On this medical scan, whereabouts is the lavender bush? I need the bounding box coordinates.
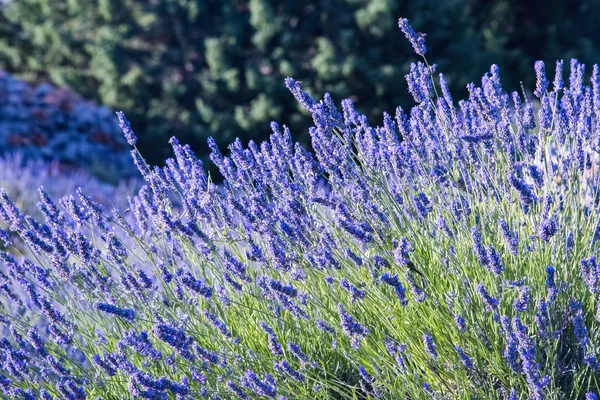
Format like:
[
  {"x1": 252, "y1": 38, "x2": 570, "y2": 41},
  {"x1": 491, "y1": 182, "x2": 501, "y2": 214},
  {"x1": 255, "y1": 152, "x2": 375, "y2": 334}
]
[{"x1": 1, "y1": 18, "x2": 600, "y2": 399}]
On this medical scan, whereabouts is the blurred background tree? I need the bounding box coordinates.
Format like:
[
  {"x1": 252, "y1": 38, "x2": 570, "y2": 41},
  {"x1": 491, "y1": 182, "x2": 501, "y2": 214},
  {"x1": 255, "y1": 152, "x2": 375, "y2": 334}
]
[{"x1": 0, "y1": 0, "x2": 598, "y2": 166}]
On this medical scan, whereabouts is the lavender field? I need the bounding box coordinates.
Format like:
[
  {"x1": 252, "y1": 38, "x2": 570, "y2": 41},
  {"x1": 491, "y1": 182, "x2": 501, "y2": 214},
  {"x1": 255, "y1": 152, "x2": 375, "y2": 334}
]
[{"x1": 1, "y1": 17, "x2": 600, "y2": 400}]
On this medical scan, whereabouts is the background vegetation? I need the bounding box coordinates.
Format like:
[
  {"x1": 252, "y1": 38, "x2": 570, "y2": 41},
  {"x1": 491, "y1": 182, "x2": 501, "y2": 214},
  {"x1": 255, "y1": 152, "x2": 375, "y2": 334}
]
[{"x1": 1, "y1": 0, "x2": 599, "y2": 164}]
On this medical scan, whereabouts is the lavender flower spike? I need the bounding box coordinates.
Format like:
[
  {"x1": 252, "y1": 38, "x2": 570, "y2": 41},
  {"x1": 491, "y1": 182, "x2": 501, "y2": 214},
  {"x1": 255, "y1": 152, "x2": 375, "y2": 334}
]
[
  {"x1": 116, "y1": 111, "x2": 137, "y2": 146},
  {"x1": 422, "y1": 334, "x2": 438, "y2": 359},
  {"x1": 398, "y1": 18, "x2": 427, "y2": 56},
  {"x1": 534, "y1": 61, "x2": 549, "y2": 98},
  {"x1": 476, "y1": 283, "x2": 499, "y2": 311},
  {"x1": 96, "y1": 302, "x2": 135, "y2": 321}
]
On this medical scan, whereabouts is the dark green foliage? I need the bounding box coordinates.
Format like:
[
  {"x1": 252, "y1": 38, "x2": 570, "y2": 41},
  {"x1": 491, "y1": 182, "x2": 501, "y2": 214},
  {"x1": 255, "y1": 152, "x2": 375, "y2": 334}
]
[{"x1": 1, "y1": 0, "x2": 599, "y2": 165}]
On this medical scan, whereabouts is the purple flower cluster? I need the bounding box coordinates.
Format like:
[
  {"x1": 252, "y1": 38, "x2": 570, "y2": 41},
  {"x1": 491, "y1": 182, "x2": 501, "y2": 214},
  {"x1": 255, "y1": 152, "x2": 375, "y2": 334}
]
[
  {"x1": 96, "y1": 302, "x2": 136, "y2": 321},
  {"x1": 398, "y1": 18, "x2": 427, "y2": 56},
  {"x1": 380, "y1": 273, "x2": 408, "y2": 306}
]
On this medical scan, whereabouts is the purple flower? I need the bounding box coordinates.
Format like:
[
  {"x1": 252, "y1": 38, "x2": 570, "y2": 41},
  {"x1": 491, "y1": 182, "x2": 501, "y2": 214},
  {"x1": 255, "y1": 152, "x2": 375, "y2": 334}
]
[
  {"x1": 406, "y1": 62, "x2": 435, "y2": 103},
  {"x1": 422, "y1": 334, "x2": 438, "y2": 359},
  {"x1": 485, "y1": 245, "x2": 504, "y2": 275},
  {"x1": 224, "y1": 272, "x2": 243, "y2": 291},
  {"x1": 507, "y1": 168, "x2": 536, "y2": 214},
  {"x1": 92, "y1": 354, "x2": 117, "y2": 376},
  {"x1": 48, "y1": 324, "x2": 73, "y2": 345},
  {"x1": 340, "y1": 278, "x2": 366, "y2": 303},
  {"x1": 27, "y1": 327, "x2": 47, "y2": 356},
  {"x1": 571, "y1": 301, "x2": 588, "y2": 348},
  {"x1": 226, "y1": 380, "x2": 249, "y2": 399},
  {"x1": 240, "y1": 370, "x2": 277, "y2": 398},
  {"x1": 537, "y1": 217, "x2": 557, "y2": 242},
  {"x1": 337, "y1": 304, "x2": 369, "y2": 349},
  {"x1": 116, "y1": 111, "x2": 137, "y2": 146},
  {"x1": 498, "y1": 219, "x2": 518, "y2": 256},
  {"x1": 538, "y1": 95, "x2": 553, "y2": 131},
  {"x1": 545, "y1": 266, "x2": 558, "y2": 301},
  {"x1": 380, "y1": 273, "x2": 408, "y2": 306},
  {"x1": 193, "y1": 343, "x2": 219, "y2": 364},
  {"x1": 181, "y1": 271, "x2": 214, "y2": 299},
  {"x1": 580, "y1": 257, "x2": 600, "y2": 293},
  {"x1": 471, "y1": 227, "x2": 488, "y2": 266},
  {"x1": 274, "y1": 360, "x2": 305, "y2": 382},
  {"x1": 57, "y1": 380, "x2": 86, "y2": 400},
  {"x1": 315, "y1": 319, "x2": 335, "y2": 334},
  {"x1": 287, "y1": 342, "x2": 311, "y2": 364},
  {"x1": 120, "y1": 330, "x2": 163, "y2": 361},
  {"x1": 553, "y1": 60, "x2": 564, "y2": 92},
  {"x1": 154, "y1": 322, "x2": 193, "y2": 358},
  {"x1": 106, "y1": 230, "x2": 128, "y2": 265},
  {"x1": 513, "y1": 285, "x2": 530, "y2": 312},
  {"x1": 359, "y1": 366, "x2": 372, "y2": 383},
  {"x1": 96, "y1": 302, "x2": 135, "y2": 321},
  {"x1": 476, "y1": 283, "x2": 498, "y2": 311},
  {"x1": 40, "y1": 391, "x2": 53, "y2": 400},
  {"x1": 284, "y1": 78, "x2": 317, "y2": 111},
  {"x1": 223, "y1": 250, "x2": 252, "y2": 283},
  {"x1": 345, "y1": 248, "x2": 363, "y2": 266},
  {"x1": 454, "y1": 345, "x2": 473, "y2": 368},
  {"x1": 534, "y1": 61, "x2": 549, "y2": 98},
  {"x1": 398, "y1": 18, "x2": 427, "y2": 56},
  {"x1": 203, "y1": 309, "x2": 233, "y2": 339},
  {"x1": 393, "y1": 237, "x2": 413, "y2": 266},
  {"x1": 454, "y1": 314, "x2": 467, "y2": 332},
  {"x1": 512, "y1": 316, "x2": 547, "y2": 399},
  {"x1": 534, "y1": 301, "x2": 550, "y2": 338},
  {"x1": 259, "y1": 321, "x2": 283, "y2": 356},
  {"x1": 501, "y1": 316, "x2": 522, "y2": 373}
]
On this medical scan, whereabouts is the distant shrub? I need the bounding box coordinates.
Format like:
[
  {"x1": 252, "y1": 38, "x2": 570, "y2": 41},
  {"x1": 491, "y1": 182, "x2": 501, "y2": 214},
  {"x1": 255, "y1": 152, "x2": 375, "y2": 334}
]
[{"x1": 0, "y1": 71, "x2": 136, "y2": 179}]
